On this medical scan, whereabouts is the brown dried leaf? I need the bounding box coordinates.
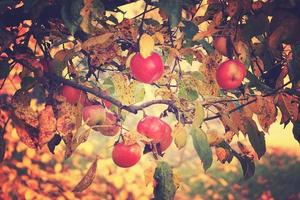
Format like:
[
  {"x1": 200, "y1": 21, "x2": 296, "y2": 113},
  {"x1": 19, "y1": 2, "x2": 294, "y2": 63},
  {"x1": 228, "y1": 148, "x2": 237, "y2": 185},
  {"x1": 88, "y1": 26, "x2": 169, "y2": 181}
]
[
  {"x1": 38, "y1": 105, "x2": 56, "y2": 145},
  {"x1": 275, "y1": 66, "x2": 288, "y2": 89},
  {"x1": 215, "y1": 147, "x2": 230, "y2": 164},
  {"x1": 56, "y1": 99, "x2": 80, "y2": 136},
  {"x1": 13, "y1": 118, "x2": 39, "y2": 149},
  {"x1": 276, "y1": 93, "x2": 299, "y2": 124},
  {"x1": 11, "y1": 91, "x2": 39, "y2": 128},
  {"x1": 226, "y1": 0, "x2": 239, "y2": 17},
  {"x1": 256, "y1": 96, "x2": 277, "y2": 132},
  {"x1": 73, "y1": 158, "x2": 98, "y2": 192},
  {"x1": 81, "y1": 33, "x2": 114, "y2": 51}
]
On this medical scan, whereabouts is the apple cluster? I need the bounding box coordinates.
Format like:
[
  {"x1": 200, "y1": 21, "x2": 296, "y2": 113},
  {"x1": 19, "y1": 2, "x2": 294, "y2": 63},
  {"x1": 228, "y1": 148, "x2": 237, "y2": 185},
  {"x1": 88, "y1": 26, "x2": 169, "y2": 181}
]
[{"x1": 62, "y1": 85, "x2": 173, "y2": 168}]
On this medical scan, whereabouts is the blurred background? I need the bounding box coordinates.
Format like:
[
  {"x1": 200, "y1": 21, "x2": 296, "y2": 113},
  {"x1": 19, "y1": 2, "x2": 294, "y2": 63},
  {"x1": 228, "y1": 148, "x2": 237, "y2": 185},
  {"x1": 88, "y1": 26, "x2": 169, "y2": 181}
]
[{"x1": 1, "y1": 1, "x2": 300, "y2": 200}]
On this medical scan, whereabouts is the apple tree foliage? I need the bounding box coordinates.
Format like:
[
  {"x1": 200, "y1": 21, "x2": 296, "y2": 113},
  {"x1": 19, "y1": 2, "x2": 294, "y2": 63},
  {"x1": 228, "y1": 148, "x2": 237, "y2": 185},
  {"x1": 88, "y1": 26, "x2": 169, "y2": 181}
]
[{"x1": 0, "y1": 0, "x2": 300, "y2": 198}]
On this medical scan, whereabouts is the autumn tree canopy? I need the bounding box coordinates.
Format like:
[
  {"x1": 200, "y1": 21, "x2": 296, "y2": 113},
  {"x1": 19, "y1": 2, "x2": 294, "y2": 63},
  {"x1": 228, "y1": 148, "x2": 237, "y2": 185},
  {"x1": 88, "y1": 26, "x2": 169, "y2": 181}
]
[{"x1": 1, "y1": 0, "x2": 300, "y2": 199}]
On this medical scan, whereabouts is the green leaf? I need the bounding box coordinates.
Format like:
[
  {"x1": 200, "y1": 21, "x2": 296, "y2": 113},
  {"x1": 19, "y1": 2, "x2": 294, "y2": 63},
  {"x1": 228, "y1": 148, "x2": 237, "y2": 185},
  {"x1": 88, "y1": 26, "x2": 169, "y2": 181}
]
[
  {"x1": 244, "y1": 118, "x2": 266, "y2": 159},
  {"x1": 61, "y1": 0, "x2": 83, "y2": 34},
  {"x1": 178, "y1": 81, "x2": 198, "y2": 102},
  {"x1": 289, "y1": 45, "x2": 300, "y2": 85},
  {"x1": 157, "y1": 0, "x2": 182, "y2": 27},
  {"x1": 21, "y1": 76, "x2": 36, "y2": 91},
  {"x1": 133, "y1": 83, "x2": 145, "y2": 103},
  {"x1": 153, "y1": 161, "x2": 176, "y2": 200},
  {"x1": 0, "y1": 59, "x2": 10, "y2": 79},
  {"x1": 144, "y1": 18, "x2": 160, "y2": 27},
  {"x1": 184, "y1": 54, "x2": 194, "y2": 65},
  {"x1": 102, "y1": 78, "x2": 115, "y2": 94},
  {"x1": 192, "y1": 101, "x2": 205, "y2": 128},
  {"x1": 191, "y1": 71, "x2": 204, "y2": 80},
  {"x1": 190, "y1": 127, "x2": 213, "y2": 171},
  {"x1": 182, "y1": 20, "x2": 199, "y2": 40}
]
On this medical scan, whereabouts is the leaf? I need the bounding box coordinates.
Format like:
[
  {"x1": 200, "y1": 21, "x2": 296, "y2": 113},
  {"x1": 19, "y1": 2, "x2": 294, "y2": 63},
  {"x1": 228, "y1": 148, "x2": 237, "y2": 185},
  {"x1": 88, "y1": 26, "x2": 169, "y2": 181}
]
[
  {"x1": 242, "y1": 13, "x2": 269, "y2": 40},
  {"x1": 70, "y1": 125, "x2": 92, "y2": 154},
  {"x1": 0, "y1": 58, "x2": 10, "y2": 79},
  {"x1": 173, "y1": 123, "x2": 187, "y2": 149},
  {"x1": 289, "y1": 45, "x2": 300, "y2": 85},
  {"x1": 81, "y1": 32, "x2": 114, "y2": 50},
  {"x1": 243, "y1": 118, "x2": 266, "y2": 159},
  {"x1": 112, "y1": 74, "x2": 134, "y2": 105},
  {"x1": 80, "y1": 0, "x2": 104, "y2": 33},
  {"x1": 157, "y1": 0, "x2": 182, "y2": 27},
  {"x1": 255, "y1": 96, "x2": 277, "y2": 132},
  {"x1": 21, "y1": 76, "x2": 36, "y2": 91},
  {"x1": 38, "y1": 105, "x2": 56, "y2": 145},
  {"x1": 192, "y1": 101, "x2": 205, "y2": 128},
  {"x1": 152, "y1": 32, "x2": 165, "y2": 45},
  {"x1": 133, "y1": 82, "x2": 145, "y2": 103},
  {"x1": 0, "y1": 132, "x2": 6, "y2": 162},
  {"x1": 153, "y1": 161, "x2": 176, "y2": 200},
  {"x1": 61, "y1": 0, "x2": 84, "y2": 34},
  {"x1": 190, "y1": 127, "x2": 213, "y2": 171},
  {"x1": 234, "y1": 153, "x2": 255, "y2": 180},
  {"x1": 184, "y1": 54, "x2": 194, "y2": 65},
  {"x1": 139, "y1": 33, "x2": 155, "y2": 58},
  {"x1": 182, "y1": 20, "x2": 199, "y2": 40},
  {"x1": 73, "y1": 157, "x2": 98, "y2": 192},
  {"x1": 178, "y1": 81, "x2": 198, "y2": 102},
  {"x1": 206, "y1": 129, "x2": 224, "y2": 146},
  {"x1": 276, "y1": 93, "x2": 298, "y2": 124},
  {"x1": 47, "y1": 134, "x2": 62, "y2": 154},
  {"x1": 292, "y1": 121, "x2": 300, "y2": 144}
]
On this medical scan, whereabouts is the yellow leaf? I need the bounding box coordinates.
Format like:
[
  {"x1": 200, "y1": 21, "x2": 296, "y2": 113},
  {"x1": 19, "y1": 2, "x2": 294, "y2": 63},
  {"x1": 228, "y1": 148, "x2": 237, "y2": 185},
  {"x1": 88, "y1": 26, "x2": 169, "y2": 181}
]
[
  {"x1": 81, "y1": 33, "x2": 114, "y2": 50},
  {"x1": 112, "y1": 74, "x2": 135, "y2": 105},
  {"x1": 152, "y1": 32, "x2": 164, "y2": 44},
  {"x1": 144, "y1": 166, "x2": 155, "y2": 186},
  {"x1": 206, "y1": 129, "x2": 224, "y2": 146},
  {"x1": 192, "y1": 101, "x2": 205, "y2": 128},
  {"x1": 173, "y1": 123, "x2": 187, "y2": 149},
  {"x1": 80, "y1": 0, "x2": 93, "y2": 33},
  {"x1": 139, "y1": 33, "x2": 155, "y2": 58},
  {"x1": 126, "y1": 53, "x2": 135, "y2": 68}
]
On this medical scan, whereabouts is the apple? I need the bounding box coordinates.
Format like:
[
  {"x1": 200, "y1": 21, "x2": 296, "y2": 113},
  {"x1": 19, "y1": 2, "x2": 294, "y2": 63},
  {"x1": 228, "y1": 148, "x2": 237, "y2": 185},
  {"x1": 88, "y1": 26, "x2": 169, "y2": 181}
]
[
  {"x1": 96, "y1": 112, "x2": 120, "y2": 136},
  {"x1": 112, "y1": 142, "x2": 141, "y2": 168},
  {"x1": 213, "y1": 36, "x2": 228, "y2": 56},
  {"x1": 216, "y1": 59, "x2": 246, "y2": 90},
  {"x1": 130, "y1": 52, "x2": 164, "y2": 84},
  {"x1": 137, "y1": 116, "x2": 172, "y2": 145},
  {"x1": 62, "y1": 85, "x2": 90, "y2": 105},
  {"x1": 158, "y1": 130, "x2": 173, "y2": 152},
  {"x1": 82, "y1": 105, "x2": 106, "y2": 127}
]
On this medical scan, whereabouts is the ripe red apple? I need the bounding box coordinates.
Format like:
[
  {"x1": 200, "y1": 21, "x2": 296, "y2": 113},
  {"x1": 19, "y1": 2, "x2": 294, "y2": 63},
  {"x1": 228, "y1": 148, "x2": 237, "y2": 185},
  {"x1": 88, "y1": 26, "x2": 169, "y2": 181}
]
[
  {"x1": 130, "y1": 52, "x2": 164, "y2": 84},
  {"x1": 137, "y1": 116, "x2": 172, "y2": 144},
  {"x1": 159, "y1": 130, "x2": 173, "y2": 152},
  {"x1": 213, "y1": 36, "x2": 228, "y2": 56},
  {"x1": 96, "y1": 112, "x2": 120, "y2": 136},
  {"x1": 216, "y1": 59, "x2": 246, "y2": 90},
  {"x1": 82, "y1": 105, "x2": 106, "y2": 127},
  {"x1": 62, "y1": 85, "x2": 89, "y2": 105},
  {"x1": 112, "y1": 142, "x2": 141, "y2": 168}
]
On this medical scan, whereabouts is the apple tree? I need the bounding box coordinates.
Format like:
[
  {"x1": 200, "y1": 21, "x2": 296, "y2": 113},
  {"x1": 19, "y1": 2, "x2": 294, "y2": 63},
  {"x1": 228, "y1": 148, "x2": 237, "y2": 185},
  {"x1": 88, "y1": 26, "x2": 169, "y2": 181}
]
[{"x1": 0, "y1": 0, "x2": 300, "y2": 199}]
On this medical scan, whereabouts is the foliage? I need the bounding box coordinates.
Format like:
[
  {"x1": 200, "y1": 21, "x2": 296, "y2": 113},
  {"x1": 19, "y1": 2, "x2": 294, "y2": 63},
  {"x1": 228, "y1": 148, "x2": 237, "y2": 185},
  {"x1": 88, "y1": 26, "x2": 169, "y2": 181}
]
[{"x1": 0, "y1": 0, "x2": 300, "y2": 199}]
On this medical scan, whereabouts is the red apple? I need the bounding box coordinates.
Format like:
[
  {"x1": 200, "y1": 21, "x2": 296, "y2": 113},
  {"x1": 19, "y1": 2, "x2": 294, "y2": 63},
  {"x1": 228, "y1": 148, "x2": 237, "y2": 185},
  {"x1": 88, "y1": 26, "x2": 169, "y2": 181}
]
[
  {"x1": 159, "y1": 129, "x2": 173, "y2": 152},
  {"x1": 82, "y1": 105, "x2": 106, "y2": 127},
  {"x1": 96, "y1": 112, "x2": 120, "y2": 136},
  {"x1": 137, "y1": 116, "x2": 172, "y2": 144},
  {"x1": 62, "y1": 85, "x2": 89, "y2": 105},
  {"x1": 130, "y1": 52, "x2": 164, "y2": 84},
  {"x1": 112, "y1": 142, "x2": 141, "y2": 168},
  {"x1": 216, "y1": 59, "x2": 246, "y2": 90}
]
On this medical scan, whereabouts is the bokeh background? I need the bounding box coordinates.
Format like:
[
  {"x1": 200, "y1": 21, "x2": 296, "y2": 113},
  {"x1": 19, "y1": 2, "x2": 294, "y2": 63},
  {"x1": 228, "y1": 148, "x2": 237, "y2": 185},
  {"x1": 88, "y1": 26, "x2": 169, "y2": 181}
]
[{"x1": 1, "y1": 1, "x2": 300, "y2": 200}]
